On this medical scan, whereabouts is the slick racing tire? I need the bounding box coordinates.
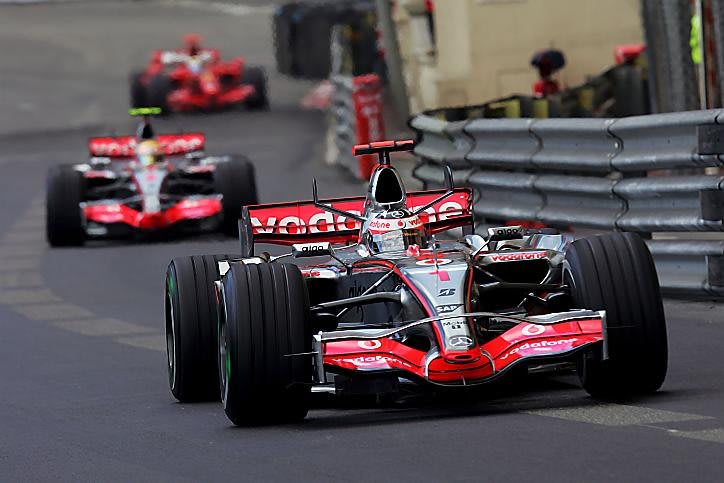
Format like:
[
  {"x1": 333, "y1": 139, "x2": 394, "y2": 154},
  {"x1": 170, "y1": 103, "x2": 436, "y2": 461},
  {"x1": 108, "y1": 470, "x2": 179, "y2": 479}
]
[
  {"x1": 565, "y1": 233, "x2": 668, "y2": 400},
  {"x1": 46, "y1": 165, "x2": 85, "y2": 247},
  {"x1": 214, "y1": 156, "x2": 258, "y2": 236},
  {"x1": 219, "y1": 263, "x2": 312, "y2": 425},
  {"x1": 242, "y1": 65, "x2": 269, "y2": 110},
  {"x1": 165, "y1": 254, "x2": 230, "y2": 402},
  {"x1": 129, "y1": 71, "x2": 147, "y2": 108},
  {"x1": 147, "y1": 74, "x2": 173, "y2": 112}
]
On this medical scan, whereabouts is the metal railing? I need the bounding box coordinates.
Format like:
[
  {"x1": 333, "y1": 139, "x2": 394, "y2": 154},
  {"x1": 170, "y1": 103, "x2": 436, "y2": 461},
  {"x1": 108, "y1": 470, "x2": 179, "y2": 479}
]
[{"x1": 411, "y1": 109, "x2": 724, "y2": 297}]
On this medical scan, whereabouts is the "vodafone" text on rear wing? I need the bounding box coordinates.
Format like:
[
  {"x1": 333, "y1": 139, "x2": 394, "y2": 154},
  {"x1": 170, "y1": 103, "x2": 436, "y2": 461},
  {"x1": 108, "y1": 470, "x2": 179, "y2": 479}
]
[
  {"x1": 239, "y1": 188, "x2": 473, "y2": 256},
  {"x1": 88, "y1": 133, "x2": 205, "y2": 158}
]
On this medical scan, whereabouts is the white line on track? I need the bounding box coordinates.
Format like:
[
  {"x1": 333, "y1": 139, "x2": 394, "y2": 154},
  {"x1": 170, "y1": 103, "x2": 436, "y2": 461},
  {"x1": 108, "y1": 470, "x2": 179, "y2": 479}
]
[
  {"x1": 116, "y1": 334, "x2": 166, "y2": 352},
  {"x1": 161, "y1": 0, "x2": 275, "y2": 16},
  {"x1": 0, "y1": 272, "x2": 43, "y2": 288},
  {"x1": 669, "y1": 428, "x2": 724, "y2": 444},
  {"x1": 54, "y1": 318, "x2": 154, "y2": 337},
  {"x1": 13, "y1": 302, "x2": 94, "y2": 321},
  {"x1": 525, "y1": 403, "x2": 710, "y2": 427}
]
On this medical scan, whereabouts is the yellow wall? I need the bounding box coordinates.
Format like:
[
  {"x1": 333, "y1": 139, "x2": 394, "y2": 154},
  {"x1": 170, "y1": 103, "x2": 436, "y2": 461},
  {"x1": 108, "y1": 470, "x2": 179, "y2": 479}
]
[{"x1": 395, "y1": 0, "x2": 643, "y2": 111}]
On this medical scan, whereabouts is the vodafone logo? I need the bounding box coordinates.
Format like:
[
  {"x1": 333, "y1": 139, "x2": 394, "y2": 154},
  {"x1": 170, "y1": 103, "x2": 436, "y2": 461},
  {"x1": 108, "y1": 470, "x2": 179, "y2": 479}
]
[
  {"x1": 368, "y1": 216, "x2": 423, "y2": 233},
  {"x1": 251, "y1": 211, "x2": 362, "y2": 235},
  {"x1": 415, "y1": 258, "x2": 452, "y2": 266},
  {"x1": 332, "y1": 355, "x2": 413, "y2": 369},
  {"x1": 489, "y1": 252, "x2": 547, "y2": 262},
  {"x1": 500, "y1": 338, "x2": 578, "y2": 360},
  {"x1": 521, "y1": 324, "x2": 546, "y2": 336},
  {"x1": 357, "y1": 340, "x2": 382, "y2": 350}
]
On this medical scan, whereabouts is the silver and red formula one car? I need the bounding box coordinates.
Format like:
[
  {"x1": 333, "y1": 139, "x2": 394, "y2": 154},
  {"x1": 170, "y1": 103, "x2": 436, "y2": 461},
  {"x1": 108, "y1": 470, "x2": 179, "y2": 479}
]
[
  {"x1": 46, "y1": 108, "x2": 257, "y2": 246},
  {"x1": 164, "y1": 140, "x2": 668, "y2": 425}
]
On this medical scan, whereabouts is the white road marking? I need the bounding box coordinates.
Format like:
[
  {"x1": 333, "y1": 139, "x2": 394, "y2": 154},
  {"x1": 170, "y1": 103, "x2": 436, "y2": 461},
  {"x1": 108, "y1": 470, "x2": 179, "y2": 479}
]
[
  {"x1": 116, "y1": 334, "x2": 166, "y2": 352},
  {"x1": 54, "y1": 318, "x2": 154, "y2": 337},
  {"x1": 10, "y1": 216, "x2": 45, "y2": 230},
  {"x1": 669, "y1": 428, "x2": 724, "y2": 444},
  {"x1": 525, "y1": 403, "x2": 710, "y2": 426},
  {"x1": 2, "y1": 230, "x2": 44, "y2": 243},
  {"x1": 0, "y1": 244, "x2": 44, "y2": 257},
  {"x1": 162, "y1": 0, "x2": 275, "y2": 16},
  {"x1": 0, "y1": 288, "x2": 60, "y2": 305},
  {"x1": 0, "y1": 272, "x2": 43, "y2": 288},
  {"x1": 14, "y1": 303, "x2": 93, "y2": 321},
  {"x1": 0, "y1": 258, "x2": 41, "y2": 271}
]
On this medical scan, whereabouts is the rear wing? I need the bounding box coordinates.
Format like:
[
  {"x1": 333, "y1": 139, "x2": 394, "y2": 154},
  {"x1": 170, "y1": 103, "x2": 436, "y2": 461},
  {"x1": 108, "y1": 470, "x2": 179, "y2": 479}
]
[
  {"x1": 88, "y1": 133, "x2": 205, "y2": 158},
  {"x1": 239, "y1": 188, "x2": 473, "y2": 256}
]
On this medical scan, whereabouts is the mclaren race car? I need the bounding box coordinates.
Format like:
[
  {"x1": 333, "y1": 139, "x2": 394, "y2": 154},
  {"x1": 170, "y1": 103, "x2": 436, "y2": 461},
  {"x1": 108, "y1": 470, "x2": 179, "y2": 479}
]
[
  {"x1": 46, "y1": 108, "x2": 257, "y2": 246},
  {"x1": 164, "y1": 140, "x2": 668, "y2": 425},
  {"x1": 130, "y1": 34, "x2": 268, "y2": 112}
]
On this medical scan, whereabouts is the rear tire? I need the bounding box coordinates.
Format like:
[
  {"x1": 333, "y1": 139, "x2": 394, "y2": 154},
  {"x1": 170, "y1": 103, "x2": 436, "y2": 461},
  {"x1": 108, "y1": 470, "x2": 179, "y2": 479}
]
[
  {"x1": 147, "y1": 74, "x2": 173, "y2": 112},
  {"x1": 219, "y1": 263, "x2": 312, "y2": 425},
  {"x1": 242, "y1": 65, "x2": 269, "y2": 110},
  {"x1": 165, "y1": 254, "x2": 230, "y2": 402},
  {"x1": 565, "y1": 233, "x2": 668, "y2": 400},
  {"x1": 214, "y1": 156, "x2": 258, "y2": 236},
  {"x1": 46, "y1": 165, "x2": 84, "y2": 247},
  {"x1": 129, "y1": 71, "x2": 147, "y2": 108}
]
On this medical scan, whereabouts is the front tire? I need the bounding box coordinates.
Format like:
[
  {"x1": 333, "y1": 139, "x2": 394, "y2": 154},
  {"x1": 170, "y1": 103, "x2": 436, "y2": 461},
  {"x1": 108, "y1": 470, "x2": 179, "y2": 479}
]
[
  {"x1": 165, "y1": 254, "x2": 230, "y2": 402},
  {"x1": 565, "y1": 233, "x2": 668, "y2": 399},
  {"x1": 242, "y1": 65, "x2": 269, "y2": 110},
  {"x1": 219, "y1": 263, "x2": 312, "y2": 425},
  {"x1": 147, "y1": 74, "x2": 173, "y2": 112},
  {"x1": 46, "y1": 165, "x2": 84, "y2": 247},
  {"x1": 214, "y1": 156, "x2": 258, "y2": 236},
  {"x1": 129, "y1": 71, "x2": 147, "y2": 108}
]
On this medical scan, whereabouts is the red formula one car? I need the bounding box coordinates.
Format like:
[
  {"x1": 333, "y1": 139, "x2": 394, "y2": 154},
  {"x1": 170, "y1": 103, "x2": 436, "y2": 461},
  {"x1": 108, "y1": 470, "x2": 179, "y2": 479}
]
[
  {"x1": 46, "y1": 108, "x2": 257, "y2": 246},
  {"x1": 164, "y1": 140, "x2": 668, "y2": 426},
  {"x1": 130, "y1": 34, "x2": 268, "y2": 112}
]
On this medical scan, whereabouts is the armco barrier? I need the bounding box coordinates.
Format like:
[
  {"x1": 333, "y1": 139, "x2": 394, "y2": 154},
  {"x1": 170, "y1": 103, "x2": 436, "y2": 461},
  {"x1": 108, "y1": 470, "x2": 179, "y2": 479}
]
[{"x1": 410, "y1": 109, "x2": 724, "y2": 297}]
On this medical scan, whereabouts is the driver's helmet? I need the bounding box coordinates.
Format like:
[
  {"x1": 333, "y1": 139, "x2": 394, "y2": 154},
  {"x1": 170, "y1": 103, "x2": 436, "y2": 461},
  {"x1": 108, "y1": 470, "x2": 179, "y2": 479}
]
[
  {"x1": 364, "y1": 209, "x2": 429, "y2": 254},
  {"x1": 184, "y1": 34, "x2": 203, "y2": 57},
  {"x1": 136, "y1": 140, "x2": 162, "y2": 167}
]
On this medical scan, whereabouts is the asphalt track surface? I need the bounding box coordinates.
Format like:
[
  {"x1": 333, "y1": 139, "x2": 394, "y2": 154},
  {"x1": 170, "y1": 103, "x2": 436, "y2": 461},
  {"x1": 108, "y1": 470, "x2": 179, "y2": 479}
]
[{"x1": 1, "y1": 1, "x2": 724, "y2": 482}]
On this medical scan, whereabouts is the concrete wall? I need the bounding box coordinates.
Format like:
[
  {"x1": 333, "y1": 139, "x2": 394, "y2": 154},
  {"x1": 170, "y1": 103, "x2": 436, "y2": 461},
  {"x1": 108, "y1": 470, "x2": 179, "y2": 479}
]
[{"x1": 394, "y1": 0, "x2": 644, "y2": 111}]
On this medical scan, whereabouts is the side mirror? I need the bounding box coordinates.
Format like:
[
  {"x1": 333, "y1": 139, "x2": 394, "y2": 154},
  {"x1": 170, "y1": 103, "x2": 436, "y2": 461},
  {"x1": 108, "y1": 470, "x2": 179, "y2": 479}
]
[{"x1": 292, "y1": 242, "x2": 332, "y2": 258}]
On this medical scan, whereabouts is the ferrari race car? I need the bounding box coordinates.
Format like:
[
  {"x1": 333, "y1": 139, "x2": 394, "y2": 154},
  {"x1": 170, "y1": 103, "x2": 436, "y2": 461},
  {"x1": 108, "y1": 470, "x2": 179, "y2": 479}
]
[
  {"x1": 130, "y1": 34, "x2": 268, "y2": 112},
  {"x1": 46, "y1": 108, "x2": 258, "y2": 246},
  {"x1": 164, "y1": 140, "x2": 668, "y2": 426}
]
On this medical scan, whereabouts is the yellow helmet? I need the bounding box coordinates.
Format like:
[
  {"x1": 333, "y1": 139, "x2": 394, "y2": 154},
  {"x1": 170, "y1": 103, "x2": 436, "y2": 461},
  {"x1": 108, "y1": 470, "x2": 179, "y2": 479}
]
[{"x1": 137, "y1": 140, "x2": 161, "y2": 166}]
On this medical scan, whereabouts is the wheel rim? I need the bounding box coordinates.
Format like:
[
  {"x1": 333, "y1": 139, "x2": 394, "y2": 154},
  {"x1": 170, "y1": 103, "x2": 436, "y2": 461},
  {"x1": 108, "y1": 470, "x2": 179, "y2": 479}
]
[
  {"x1": 165, "y1": 290, "x2": 177, "y2": 390},
  {"x1": 218, "y1": 284, "x2": 230, "y2": 407}
]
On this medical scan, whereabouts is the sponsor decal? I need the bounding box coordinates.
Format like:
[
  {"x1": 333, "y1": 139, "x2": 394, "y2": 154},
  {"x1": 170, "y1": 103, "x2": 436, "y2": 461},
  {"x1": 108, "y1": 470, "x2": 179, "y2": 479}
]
[
  {"x1": 357, "y1": 340, "x2": 382, "y2": 350},
  {"x1": 521, "y1": 324, "x2": 546, "y2": 336},
  {"x1": 89, "y1": 134, "x2": 204, "y2": 157},
  {"x1": 368, "y1": 216, "x2": 423, "y2": 233},
  {"x1": 436, "y1": 304, "x2": 462, "y2": 314},
  {"x1": 416, "y1": 258, "x2": 452, "y2": 266},
  {"x1": 331, "y1": 355, "x2": 413, "y2": 369},
  {"x1": 292, "y1": 242, "x2": 331, "y2": 258},
  {"x1": 500, "y1": 338, "x2": 578, "y2": 360},
  {"x1": 247, "y1": 191, "x2": 471, "y2": 238},
  {"x1": 490, "y1": 226, "x2": 522, "y2": 238},
  {"x1": 437, "y1": 288, "x2": 456, "y2": 297},
  {"x1": 489, "y1": 251, "x2": 547, "y2": 262},
  {"x1": 447, "y1": 335, "x2": 474, "y2": 348}
]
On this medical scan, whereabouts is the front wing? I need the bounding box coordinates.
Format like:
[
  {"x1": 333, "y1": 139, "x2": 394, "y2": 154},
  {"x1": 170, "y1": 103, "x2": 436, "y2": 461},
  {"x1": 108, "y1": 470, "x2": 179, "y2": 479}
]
[
  {"x1": 317, "y1": 310, "x2": 605, "y2": 386},
  {"x1": 83, "y1": 197, "x2": 222, "y2": 231}
]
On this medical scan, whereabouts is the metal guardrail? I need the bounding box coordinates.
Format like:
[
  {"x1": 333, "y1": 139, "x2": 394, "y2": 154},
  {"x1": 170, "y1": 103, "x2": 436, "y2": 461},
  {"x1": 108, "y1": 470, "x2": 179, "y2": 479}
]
[{"x1": 411, "y1": 109, "x2": 724, "y2": 297}]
